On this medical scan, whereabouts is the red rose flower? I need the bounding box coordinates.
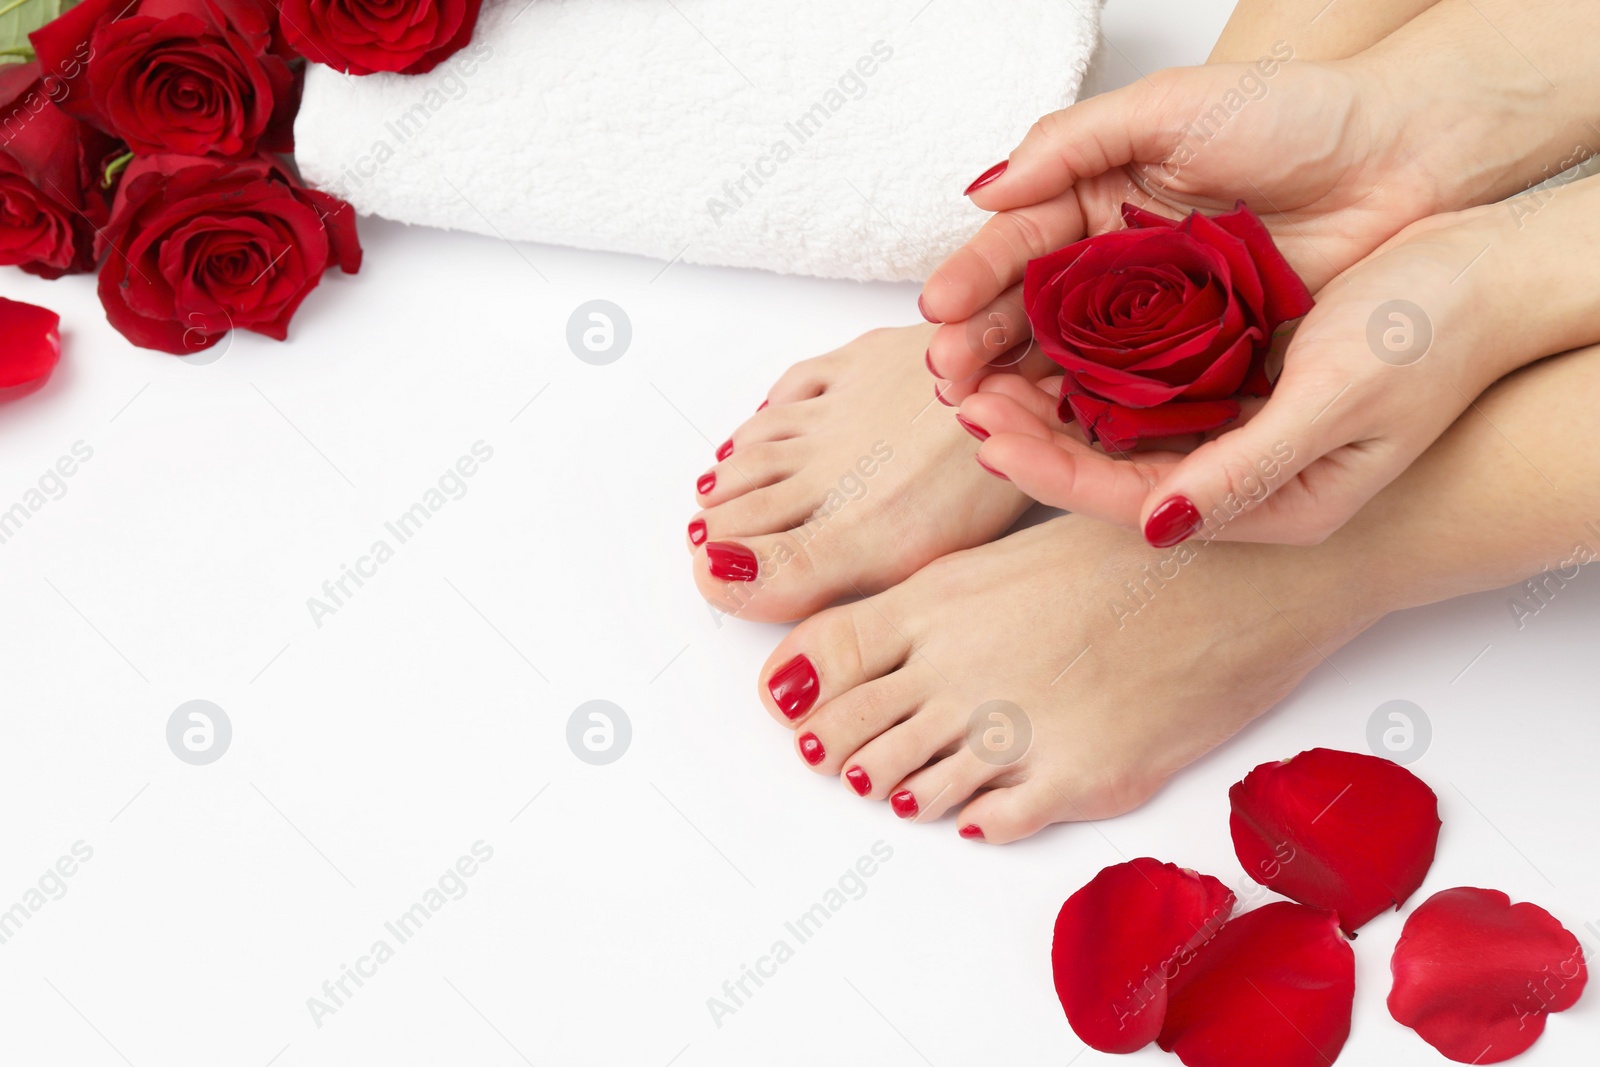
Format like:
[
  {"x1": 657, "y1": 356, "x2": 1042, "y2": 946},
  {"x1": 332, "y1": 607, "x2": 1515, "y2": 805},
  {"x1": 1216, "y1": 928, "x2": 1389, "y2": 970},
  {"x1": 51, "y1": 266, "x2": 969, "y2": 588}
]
[
  {"x1": 278, "y1": 0, "x2": 484, "y2": 76},
  {"x1": 0, "y1": 62, "x2": 116, "y2": 278},
  {"x1": 98, "y1": 154, "x2": 361, "y2": 353},
  {"x1": 1023, "y1": 202, "x2": 1313, "y2": 451},
  {"x1": 29, "y1": 0, "x2": 299, "y2": 159},
  {"x1": 0, "y1": 297, "x2": 62, "y2": 390}
]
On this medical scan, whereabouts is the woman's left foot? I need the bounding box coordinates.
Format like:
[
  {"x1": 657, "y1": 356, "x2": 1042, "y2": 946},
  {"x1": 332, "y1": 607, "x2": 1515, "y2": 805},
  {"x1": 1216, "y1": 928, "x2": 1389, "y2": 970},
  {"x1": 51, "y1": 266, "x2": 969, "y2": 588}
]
[{"x1": 757, "y1": 515, "x2": 1379, "y2": 843}]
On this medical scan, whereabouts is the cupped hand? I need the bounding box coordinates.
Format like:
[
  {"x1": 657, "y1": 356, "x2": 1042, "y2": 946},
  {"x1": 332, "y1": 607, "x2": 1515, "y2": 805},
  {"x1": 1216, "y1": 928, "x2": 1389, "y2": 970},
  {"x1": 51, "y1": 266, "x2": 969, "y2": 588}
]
[
  {"x1": 955, "y1": 207, "x2": 1518, "y2": 547},
  {"x1": 921, "y1": 58, "x2": 1436, "y2": 401}
]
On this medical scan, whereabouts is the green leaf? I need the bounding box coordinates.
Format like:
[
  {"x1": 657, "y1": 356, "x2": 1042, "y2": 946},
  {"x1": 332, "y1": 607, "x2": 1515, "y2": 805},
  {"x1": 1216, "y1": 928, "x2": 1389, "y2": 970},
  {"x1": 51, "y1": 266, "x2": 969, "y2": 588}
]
[{"x1": 0, "y1": 0, "x2": 69, "y2": 67}]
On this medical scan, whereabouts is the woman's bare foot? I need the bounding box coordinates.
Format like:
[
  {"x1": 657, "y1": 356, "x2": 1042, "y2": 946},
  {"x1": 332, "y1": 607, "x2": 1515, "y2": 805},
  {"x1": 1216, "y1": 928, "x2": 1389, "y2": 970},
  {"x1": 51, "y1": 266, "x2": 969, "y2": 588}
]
[
  {"x1": 756, "y1": 515, "x2": 1381, "y2": 843},
  {"x1": 689, "y1": 325, "x2": 1031, "y2": 622}
]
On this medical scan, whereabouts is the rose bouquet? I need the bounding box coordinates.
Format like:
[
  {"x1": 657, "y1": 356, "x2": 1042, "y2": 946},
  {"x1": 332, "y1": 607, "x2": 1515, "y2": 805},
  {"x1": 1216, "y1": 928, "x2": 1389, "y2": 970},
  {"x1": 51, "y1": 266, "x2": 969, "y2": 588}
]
[{"x1": 0, "y1": 0, "x2": 484, "y2": 380}]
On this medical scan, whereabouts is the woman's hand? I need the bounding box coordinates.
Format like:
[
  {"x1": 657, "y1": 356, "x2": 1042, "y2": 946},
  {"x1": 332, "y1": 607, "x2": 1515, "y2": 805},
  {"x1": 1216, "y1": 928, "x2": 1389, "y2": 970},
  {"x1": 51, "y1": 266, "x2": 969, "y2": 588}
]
[
  {"x1": 953, "y1": 197, "x2": 1576, "y2": 546},
  {"x1": 920, "y1": 58, "x2": 1436, "y2": 401}
]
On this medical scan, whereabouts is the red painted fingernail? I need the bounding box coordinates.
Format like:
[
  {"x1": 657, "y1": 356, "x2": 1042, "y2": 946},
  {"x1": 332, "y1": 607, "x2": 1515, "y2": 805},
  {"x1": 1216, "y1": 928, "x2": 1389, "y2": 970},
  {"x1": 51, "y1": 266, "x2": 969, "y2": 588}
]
[
  {"x1": 757, "y1": 400, "x2": 768, "y2": 411},
  {"x1": 964, "y1": 160, "x2": 1008, "y2": 196},
  {"x1": 1144, "y1": 495, "x2": 1203, "y2": 548},
  {"x1": 688, "y1": 519, "x2": 707, "y2": 546},
  {"x1": 956, "y1": 415, "x2": 989, "y2": 441},
  {"x1": 697, "y1": 471, "x2": 716, "y2": 495},
  {"x1": 890, "y1": 790, "x2": 919, "y2": 819},
  {"x1": 706, "y1": 541, "x2": 758, "y2": 581},
  {"x1": 768, "y1": 654, "x2": 819, "y2": 720},
  {"x1": 925, "y1": 348, "x2": 940, "y2": 377},
  {"x1": 934, "y1": 383, "x2": 954, "y2": 407},
  {"x1": 918, "y1": 294, "x2": 940, "y2": 324},
  {"x1": 716, "y1": 439, "x2": 734, "y2": 461},
  {"x1": 975, "y1": 455, "x2": 1009, "y2": 480},
  {"x1": 845, "y1": 766, "x2": 872, "y2": 796},
  {"x1": 959, "y1": 824, "x2": 985, "y2": 840}
]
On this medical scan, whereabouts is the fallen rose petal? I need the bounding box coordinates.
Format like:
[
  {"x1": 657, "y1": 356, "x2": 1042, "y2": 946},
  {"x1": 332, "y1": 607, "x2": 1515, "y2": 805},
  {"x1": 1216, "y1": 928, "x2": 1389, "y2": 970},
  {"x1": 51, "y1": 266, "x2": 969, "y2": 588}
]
[
  {"x1": 0, "y1": 297, "x2": 62, "y2": 389},
  {"x1": 1389, "y1": 887, "x2": 1587, "y2": 1063},
  {"x1": 1230, "y1": 748, "x2": 1441, "y2": 932},
  {"x1": 1159, "y1": 902, "x2": 1354, "y2": 1067},
  {"x1": 1052, "y1": 857, "x2": 1234, "y2": 1053}
]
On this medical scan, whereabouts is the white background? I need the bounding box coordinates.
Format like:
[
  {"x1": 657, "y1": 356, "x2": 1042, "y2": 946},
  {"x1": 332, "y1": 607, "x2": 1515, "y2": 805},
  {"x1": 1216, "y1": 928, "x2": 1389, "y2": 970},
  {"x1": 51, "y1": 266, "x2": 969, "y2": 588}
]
[{"x1": 2, "y1": 1, "x2": 1597, "y2": 1064}]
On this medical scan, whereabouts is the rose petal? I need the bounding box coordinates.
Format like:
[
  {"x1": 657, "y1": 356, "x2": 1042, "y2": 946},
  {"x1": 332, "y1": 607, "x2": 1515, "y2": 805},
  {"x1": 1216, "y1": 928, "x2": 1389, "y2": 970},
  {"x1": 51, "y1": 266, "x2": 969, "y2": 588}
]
[
  {"x1": 1212, "y1": 201, "x2": 1315, "y2": 324},
  {"x1": 1064, "y1": 393, "x2": 1241, "y2": 452},
  {"x1": 0, "y1": 297, "x2": 62, "y2": 388},
  {"x1": 1158, "y1": 902, "x2": 1354, "y2": 1067},
  {"x1": 1230, "y1": 748, "x2": 1441, "y2": 933},
  {"x1": 1052, "y1": 857, "x2": 1234, "y2": 1053},
  {"x1": 1389, "y1": 887, "x2": 1587, "y2": 1064}
]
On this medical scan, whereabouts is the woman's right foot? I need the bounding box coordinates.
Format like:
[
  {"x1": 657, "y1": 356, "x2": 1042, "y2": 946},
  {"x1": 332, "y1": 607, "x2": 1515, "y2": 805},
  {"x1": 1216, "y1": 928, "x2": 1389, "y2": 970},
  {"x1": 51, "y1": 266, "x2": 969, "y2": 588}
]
[{"x1": 689, "y1": 325, "x2": 1031, "y2": 623}]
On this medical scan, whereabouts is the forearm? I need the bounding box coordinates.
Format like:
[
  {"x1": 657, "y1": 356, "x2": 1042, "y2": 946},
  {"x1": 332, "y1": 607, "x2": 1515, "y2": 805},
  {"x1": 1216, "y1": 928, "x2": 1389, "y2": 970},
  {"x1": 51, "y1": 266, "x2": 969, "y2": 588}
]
[
  {"x1": 1349, "y1": 0, "x2": 1600, "y2": 211},
  {"x1": 1326, "y1": 343, "x2": 1600, "y2": 614},
  {"x1": 1209, "y1": 0, "x2": 1443, "y2": 63}
]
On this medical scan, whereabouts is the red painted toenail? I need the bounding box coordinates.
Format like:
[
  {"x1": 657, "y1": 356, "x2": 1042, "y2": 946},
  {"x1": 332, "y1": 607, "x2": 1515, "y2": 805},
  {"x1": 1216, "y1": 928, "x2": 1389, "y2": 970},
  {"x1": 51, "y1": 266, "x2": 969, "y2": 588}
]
[
  {"x1": 956, "y1": 415, "x2": 989, "y2": 441},
  {"x1": 959, "y1": 824, "x2": 985, "y2": 840},
  {"x1": 768, "y1": 655, "x2": 819, "y2": 720},
  {"x1": 918, "y1": 294, "x2": 941, "y2": 324},
  {"x1": 798, "y1": 732, "x2": 825, "y2": 765},
  {"x1": 891, "y1": 790, "x2": 919, "y2": 819},
  {"x1": 757, "y1": 400, "x2": 768, "y2": 411},
  {"x1": 706, "y1": 541, "x2": 758, "y2": 582},
  {"x1": 697, "y1": 471, "x2": 716, "y2": 495},
  {"x1": 687, "y1": 520, "x2": 708, "y2": 546},
  {"x1": 934, "y1": 383, "x2": 954, "y2": 407},
  {"x1": 716, "y1": 438, "x2": 734, "y2": 461},
  {"x1": 964, "y1": 160, "x2": 1009, "y2": 196},
  {"x1": 1144, "y1": 495, "x2": 1203, "y2": 548},
  {"x1": 845, "y1": 766, "x2": 872, "y2": 796},
  {"x1": 975, "y1": 455, "x2": 1009, "y2": 480}
]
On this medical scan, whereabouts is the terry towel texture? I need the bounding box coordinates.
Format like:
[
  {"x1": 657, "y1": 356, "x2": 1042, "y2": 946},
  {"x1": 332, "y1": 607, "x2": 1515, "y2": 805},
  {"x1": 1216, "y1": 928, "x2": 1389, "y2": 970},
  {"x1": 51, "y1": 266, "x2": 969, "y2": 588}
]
[{"x1": 294, "y1": 0, "x2": 1102, "y2": 282}]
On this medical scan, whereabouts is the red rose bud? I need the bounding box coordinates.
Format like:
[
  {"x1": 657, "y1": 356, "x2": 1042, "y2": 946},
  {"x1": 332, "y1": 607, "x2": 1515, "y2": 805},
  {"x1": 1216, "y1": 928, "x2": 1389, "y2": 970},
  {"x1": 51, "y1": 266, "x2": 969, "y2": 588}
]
[
  {"x1": 1022, "y1": 202, "x2": 1312, "y2": 450},
  {"x1": 97, "y1": 154, "x2": 361, "y2": 354},
  {"x1": 0, "y1": 62, "x2": 116, "y2": 279},
  {"x1": 1158, "y1": 902, "x2": 1355, "y2": 1067},
  {"x1": 1052, "y1": 857, "x2": 1234, "y2": 1053},
  {"x1": 0, "y1": 297, "x2": 62, "y2": 390},
  {"x1": 1389, "y1": 888, "x2": 1587, "y2": 1063},
  {"x1": 29, "y1": 0, "x2": 300, "y2": 159},
  {"x1": 278, "y1": 0, "x2": 484, "y2": 76},
  {"x1": 1230, "y1": 747, "x2": 1441, "y2": 933}
]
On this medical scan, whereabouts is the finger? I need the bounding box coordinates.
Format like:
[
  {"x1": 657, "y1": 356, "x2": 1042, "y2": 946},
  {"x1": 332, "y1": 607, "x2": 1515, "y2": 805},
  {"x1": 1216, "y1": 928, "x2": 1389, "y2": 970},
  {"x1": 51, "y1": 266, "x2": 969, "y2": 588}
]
[
  {"x1": 964, "y1": 75, "x2": 1185, "y2": 213},
  {"x1": 978, "y1": 432, "x2": 1177, "y2": 523},
  {"x1": 921, "y1": 191, "x2": 1086, "y2": 323},
  {"x1": 957, "y1": 390, "x2": 1056, "y2": 443},
  {"x1": 1135, "y1": 383, "x2": 1342, "y2": 548},
  {"x1": 926, "y1": 285, "x2": 1032, "y2": 384}
]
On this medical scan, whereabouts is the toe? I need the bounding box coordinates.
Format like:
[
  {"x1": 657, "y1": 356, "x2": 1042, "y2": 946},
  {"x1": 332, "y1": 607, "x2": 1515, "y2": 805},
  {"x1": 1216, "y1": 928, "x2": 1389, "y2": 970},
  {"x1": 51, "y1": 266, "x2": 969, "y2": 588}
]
[
  {"x1": 892, "y1": 748, "x2": 1008, "y2": 823},
  {"x1": 790, "y1": 669, "x2": 927, "y2": 776},
  {"x1": 840, "y1": 703, "x2": 962, "y2": 807},
  {"x1": 692, "y1": 477, "x2": 819, "y2": 547},
  {"x1": 766, "y1": 354, "x2": 836, "y2": 403},
  {"x1": 954, "y1": 779, "x2": 1065, "y2": 844},
  {"x1": 692, "y1": 521, "x2": 866, "y2": 623},
  {"x1": 756, "y1": 598, "x2": 915, "y2": 726},
  {"x1": 693, "y1": 441, "x2": 799, "y2": 507},
  {"x1": 729, "y1": 396, "x2": 815, "y2": 448}
]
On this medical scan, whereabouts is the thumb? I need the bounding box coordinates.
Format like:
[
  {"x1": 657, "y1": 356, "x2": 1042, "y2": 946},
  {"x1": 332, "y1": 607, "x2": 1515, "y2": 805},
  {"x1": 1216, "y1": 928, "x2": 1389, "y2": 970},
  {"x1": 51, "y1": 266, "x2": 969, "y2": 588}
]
[{"x1": 1137, "y1": 392, "x2": 1333, "y2": 547}]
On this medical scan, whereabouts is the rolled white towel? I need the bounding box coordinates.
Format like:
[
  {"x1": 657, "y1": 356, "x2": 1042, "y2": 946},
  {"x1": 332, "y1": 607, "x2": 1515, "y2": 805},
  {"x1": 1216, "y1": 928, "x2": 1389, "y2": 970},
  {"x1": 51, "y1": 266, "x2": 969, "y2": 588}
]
[{"x1": 293, "y1": 0, "x2": 1102, "y2": 282}]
